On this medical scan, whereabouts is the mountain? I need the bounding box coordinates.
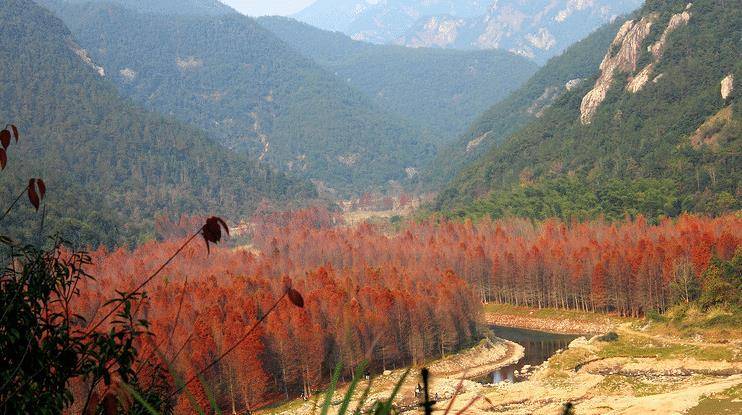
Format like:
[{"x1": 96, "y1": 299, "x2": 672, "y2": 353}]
[
  {"x1": 424, "y1": 17, "x2": 629, "y2": 187},
  {"x1": 397, "y1": 0, "x2": 644, "y2": 63},
  {"x1": 40, "y1": 1, "x2": 436, "y2": 193},
  {"x1": 0, "y1": 0, "x2": 314, "y2": 247},
  {"x1": 44, "y1": 0, "x2": 235, "y2": 15},
  {"x1": 258, "y1": 16, "x2": 538, "y2": 140},
  {"x1": 293, "y1": 0, "x2": 489, "y2": 43},
  {"x1": 435, "y1": 0, "x2": 740, "y2": 221},
  {"x1": 293, "y1": 0, "x2": 643, "y2": 63}
]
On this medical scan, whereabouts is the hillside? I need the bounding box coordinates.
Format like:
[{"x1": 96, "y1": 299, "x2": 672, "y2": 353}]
[
  {"x1": 258, "y1": 16, "x2": 539, "y2": 139},
  {"x1": 435, "y1": 0, "x2": 741, "y2": 221},
  {"x1": 0, "y1": 0, "x2": 314, "y2": 247},
  {"x1": 424, "y1": 17, "x2": 629, "y2": 187},
  {"x1": 41, "y1": 1, "x2": 435, "y2": 193}
]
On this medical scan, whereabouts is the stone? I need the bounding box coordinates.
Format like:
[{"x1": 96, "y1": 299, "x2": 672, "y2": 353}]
[{"x1": 721, "y1": 74, "x2": 734, "y2": 100}]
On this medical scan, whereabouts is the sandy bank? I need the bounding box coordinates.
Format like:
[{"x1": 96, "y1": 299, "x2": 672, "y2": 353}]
[
  {"x1": 262, "y1": 336, "x2": 524, "y2": 414},
  {"x1": 485, "y1": 311, "x2": 618, "y2": 335}
]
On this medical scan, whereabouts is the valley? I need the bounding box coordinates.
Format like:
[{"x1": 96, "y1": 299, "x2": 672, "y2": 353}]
[{"x1": 0, "y1": 0, "x2": 739, "y2": 414}]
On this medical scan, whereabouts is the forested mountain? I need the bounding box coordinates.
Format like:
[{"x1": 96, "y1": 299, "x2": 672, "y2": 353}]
[
  {"x1": 293, "y1": 0, "x2": 488, "y2": 43},
  {"x1": 424, "y1": 17, "x2": 629, "y2": 187},
  {"x1": 397, "y1": 0, "x2": 644, "y2": 63},
  {"x1": 0, "y1": 0, "x2": 314, "y2": 247},
  {"x1": 259, "y1": 16, "x2": 538, "y2": 139},
  {"x1": 436, "y1": 0, "x2": 740, "y2": 221},
  {"x1": 47, "y1": 0, "x2": 235, "y2": 15},
  {"x1": 40, "y1": 1, "x2": 435, "y2": 193},
  {"x1": 293, "y1": 0, "x2": 642, "y2": 63}
]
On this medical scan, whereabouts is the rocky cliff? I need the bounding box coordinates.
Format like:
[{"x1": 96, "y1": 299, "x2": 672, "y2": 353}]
[{"x1": 580, "y1": 4, "x2": 693, "y2": 124}]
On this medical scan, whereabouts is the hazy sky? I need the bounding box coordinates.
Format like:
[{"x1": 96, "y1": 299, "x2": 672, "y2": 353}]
[{"x1": 222, "y1": 0, "x2": 316, "y2": 16}]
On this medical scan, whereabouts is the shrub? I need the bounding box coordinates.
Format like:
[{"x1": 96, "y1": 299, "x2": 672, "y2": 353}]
[{"x1": 597, "y1": 332, "x2": 619, "y2": 342}]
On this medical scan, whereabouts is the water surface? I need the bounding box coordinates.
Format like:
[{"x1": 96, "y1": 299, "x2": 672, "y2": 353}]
[{"x1": 478, "y1": 325, "x2": 580, "y2": 384}]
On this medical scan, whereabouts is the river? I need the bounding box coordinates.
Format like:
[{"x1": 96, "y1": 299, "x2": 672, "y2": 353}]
[{"x1": 477, "y1": 325, "x2": 580, "y2": 384}]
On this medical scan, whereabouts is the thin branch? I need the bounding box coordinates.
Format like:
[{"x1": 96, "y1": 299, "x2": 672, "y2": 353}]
[{"x1": 0, "y1": 184, "x2": 29, "y2": 223}]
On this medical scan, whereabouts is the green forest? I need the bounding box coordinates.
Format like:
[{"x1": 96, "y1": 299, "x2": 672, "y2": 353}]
[
  {"x1": 424, "y1": 17, "x2": 630, "y2": 187},
  {"x1": 259, "y1": 16, "x2": 539, "y2": 140},
  {"x1": 43, "y1": 1, "x2": 437, "y2": 192},
  {"x1": 0, "y1": 0, "x2": 313, "y2": 247},
  {"x1": 435, "y1": 0, "x2": 740, "y2": 221}
]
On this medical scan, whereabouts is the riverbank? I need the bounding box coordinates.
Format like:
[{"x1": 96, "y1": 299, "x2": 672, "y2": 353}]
[
  {"x1": 438, "y1": 305, "x2": 742, "y2": 414},
  {"x1": 484, "y1": 303, "x2": 629, "y2": 335},
  {"x1": 261, "y1": 305, "x2": 741, "y2": 414},
  {"x1": 259, "y1": 337, "x2": 524, "y2": 415}
]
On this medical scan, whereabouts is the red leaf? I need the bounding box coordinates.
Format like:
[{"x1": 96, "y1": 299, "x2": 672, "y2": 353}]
[
  {"x1": 10, "y1": 125, "x2": 18, "y2": 142},
  {"x1": 27, "y1": 178, "x2": 40, "y2": 211},
  {"x1": 0, "y1": 130, "x2": 9, "y2": 149},
  {"x1": 287, "y1": 288, "x2": 304, "y2": 308},
  {"x1": 36, "y1": 178, "x2": 46, "y2": 200},
  {"x1": 0, "y1": 149, "x2": 6, "y2": 170},
  {"x1": 201, "y1": 216, "x2": 228, "y2": 254},
  {"x1": 216, "y1": 216, "x2": 229, "y2": 235}
]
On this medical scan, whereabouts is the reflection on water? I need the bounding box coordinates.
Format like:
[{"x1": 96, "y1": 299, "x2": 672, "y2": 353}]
[{"x1": 480, "y1": 325, "x2": 580, "y2": 384}]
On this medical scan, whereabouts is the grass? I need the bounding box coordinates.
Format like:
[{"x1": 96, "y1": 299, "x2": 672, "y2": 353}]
[
  {"x1": 260, "y1": 397, "x2": 307, "y2": 415},
  {"x1": 595, "y1": 374, "x2": 688, "y2": 397},
  {"x1": 642, "y1": 304, "x2": 742, "y2": 343},
  {"x1": 541, "y1": 329, "x2": 739, "y2": 387},
  {"x1": 598, "y1": 333, "x2": 737, "y2": 362},
  {"x1": 686, "y1": 384, "x2": 742, "y2": 415}
]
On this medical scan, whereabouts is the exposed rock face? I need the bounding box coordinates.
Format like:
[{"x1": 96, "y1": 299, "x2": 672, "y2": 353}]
[
  {"x1": 650, "y1": 9, "x2": 691, "y2": 59},
  {"x1": 627, "y1": 63, "x2": 654, "y2": 93},
  {"x1": 580, "y1": 16, "x2": 655, "y2": 124},
  {"x1": 721, "y1": 74, "x2": 734, "y2": 100},
  {"x1": 403, "y1": 16, "x2": 466, "y2": 48},
  {"x1": 565, "y1": 78, "x2": 585, "y2": 91},
  {"x1": 66, "y1": 39, "x2": 105, "y2": 77},
  {"x1": 628, "y1": 8, "x2": 691, "y2": 93},
  {"x1": 466, "y1": 132, "x2": 490, "y2": 153},
  {"x1": 581, "y1": 6, "x2": 693, "y2": 124},
  {"x1": 119, "y1": 68, "x2": 137, "y2": 82},
  {"x1": 312, "y1": 1, "x2": 646, "y2": 63},
  {"x1": 526, "y1": 28, "x2": 557, "y2": 51},
  {"x1": 176, "y1": 56, "x2": 203, "y2": 71},
  {"x1": 528, "y1": 86, "x2": 562, "y2": 117}
]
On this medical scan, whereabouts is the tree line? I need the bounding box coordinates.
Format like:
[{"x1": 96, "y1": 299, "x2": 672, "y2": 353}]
[{"x1": 66, "y1": 208, "x2": 739, "y2": 411}]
